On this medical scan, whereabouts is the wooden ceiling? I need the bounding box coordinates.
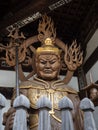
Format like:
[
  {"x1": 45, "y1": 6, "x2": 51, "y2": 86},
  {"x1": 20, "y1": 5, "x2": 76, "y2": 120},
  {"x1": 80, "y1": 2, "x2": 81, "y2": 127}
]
[{"x1": 0, "y1": 0, "x2": 98, "y2": 73}]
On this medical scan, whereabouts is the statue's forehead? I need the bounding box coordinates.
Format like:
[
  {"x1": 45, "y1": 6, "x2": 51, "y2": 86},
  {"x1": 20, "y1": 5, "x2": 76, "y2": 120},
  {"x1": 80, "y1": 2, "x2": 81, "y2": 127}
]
[{"x1": 38, "y1": 54, "x2": 58, "y2": 60}]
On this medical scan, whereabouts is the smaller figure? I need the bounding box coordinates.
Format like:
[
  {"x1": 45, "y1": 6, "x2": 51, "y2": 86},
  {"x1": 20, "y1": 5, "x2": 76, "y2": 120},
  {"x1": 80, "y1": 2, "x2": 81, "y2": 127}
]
[
  {"x1": 82, "y1": 82, "x2": 98, "y2": 106},
  {"x1": 90, "y1": 87, "x2": 98, "y2": 100}
]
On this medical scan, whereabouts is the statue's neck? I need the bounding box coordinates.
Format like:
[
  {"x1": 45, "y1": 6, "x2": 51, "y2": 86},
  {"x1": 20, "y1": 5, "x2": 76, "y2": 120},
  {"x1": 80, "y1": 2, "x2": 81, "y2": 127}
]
[{"x1": 33, "y1": 74, "x2": 64, "y2": 89}]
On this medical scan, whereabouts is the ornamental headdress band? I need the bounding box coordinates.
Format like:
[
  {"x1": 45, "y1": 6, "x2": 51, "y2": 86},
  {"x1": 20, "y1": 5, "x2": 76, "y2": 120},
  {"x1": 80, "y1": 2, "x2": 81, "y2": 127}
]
[{"x1": 36, "y1": 14, "x2": 61, "y2": 56}]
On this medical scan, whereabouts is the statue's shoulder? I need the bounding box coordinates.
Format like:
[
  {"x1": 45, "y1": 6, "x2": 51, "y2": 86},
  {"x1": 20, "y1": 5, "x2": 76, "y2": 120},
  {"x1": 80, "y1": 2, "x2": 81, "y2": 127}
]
[
  {"x1": 19, "y1": 80, "x2": 39, "y2": 89},
  {"x1": 66, "y1": 86, "x2": 78, "y2": 94},
  {"x1": 57, "y1": 82, "x2": 78, "y2": 95}
]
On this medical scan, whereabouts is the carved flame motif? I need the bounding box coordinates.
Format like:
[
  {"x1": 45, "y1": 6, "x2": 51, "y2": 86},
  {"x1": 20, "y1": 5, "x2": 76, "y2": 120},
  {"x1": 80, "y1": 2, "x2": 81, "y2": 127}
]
[
  {"x1": 64, "y1": 40, "x2": 83, "y2": 71},
  {"x1": 38, "y1": 14, "x2": 56, "y2": 44},
  {"x1": 5, "y1": 44, "x2": 26, "y2": 66},
  {"x1": 8, "y1": 28, "x2": 25, "y2": 40},
  {"x1": 0, "y1": 29, "x2": 26, "y2": 66}
]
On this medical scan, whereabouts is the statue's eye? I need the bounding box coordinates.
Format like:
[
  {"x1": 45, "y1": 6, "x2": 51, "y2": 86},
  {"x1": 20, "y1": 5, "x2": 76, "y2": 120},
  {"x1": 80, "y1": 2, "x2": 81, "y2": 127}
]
[
  {"x1": 40, "y1": 60, "x2": 46, "y2": 64},
  {"x1": 50, "y1": 60, "x2": 56, "y2": 64}
]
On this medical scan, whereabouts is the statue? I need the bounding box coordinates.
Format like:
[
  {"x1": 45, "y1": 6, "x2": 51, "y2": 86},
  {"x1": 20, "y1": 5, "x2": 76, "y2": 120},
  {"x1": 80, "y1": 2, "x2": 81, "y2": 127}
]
[
  {"x1": 82, "y1": 83, "x2": 98, "y2": 106},
  {"x1": 2, "y1": 14, "x2": 83, "y2": 130},
  {"x1": 90, "y1": 87, "x2": 98, "y2": 100}
]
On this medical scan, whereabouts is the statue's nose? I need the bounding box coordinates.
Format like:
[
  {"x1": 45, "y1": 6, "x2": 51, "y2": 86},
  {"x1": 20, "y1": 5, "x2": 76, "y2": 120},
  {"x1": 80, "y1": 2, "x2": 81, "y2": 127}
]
[{"x1": 45, "y1": 62, "x2": 51, "y2": 68}]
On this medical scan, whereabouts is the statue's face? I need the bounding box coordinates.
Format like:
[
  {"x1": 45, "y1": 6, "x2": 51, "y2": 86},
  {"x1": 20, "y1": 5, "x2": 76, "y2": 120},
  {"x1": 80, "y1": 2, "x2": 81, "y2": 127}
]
[{"x1": 36, "y1": 54, "x2": 61, "y2": 80}]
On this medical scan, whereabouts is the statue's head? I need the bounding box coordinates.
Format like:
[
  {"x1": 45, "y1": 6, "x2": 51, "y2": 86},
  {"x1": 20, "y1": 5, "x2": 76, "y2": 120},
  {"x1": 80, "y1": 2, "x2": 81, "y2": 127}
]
[
  {"x1": 35, "y1": 37, "x2": 61, "y2": 80},
  {"x1": 35, "y1": 14, "x2": 62, "y2": 80},
  {"x1": 90, "y1": 87, "x2": 98, "y2": 100}
]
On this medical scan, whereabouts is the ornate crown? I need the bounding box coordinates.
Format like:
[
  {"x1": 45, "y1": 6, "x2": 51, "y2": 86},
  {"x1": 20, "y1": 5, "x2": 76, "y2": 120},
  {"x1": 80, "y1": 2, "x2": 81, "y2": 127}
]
[{"x1": 36, "y1": 14, "x2": 61, "y2": 55}]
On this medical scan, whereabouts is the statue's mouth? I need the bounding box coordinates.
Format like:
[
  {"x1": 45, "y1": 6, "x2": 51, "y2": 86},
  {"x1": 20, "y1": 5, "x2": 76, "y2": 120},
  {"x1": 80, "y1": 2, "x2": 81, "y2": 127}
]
[{"x1": 44, "y1": 69, "x2": 52, "y2": 73}]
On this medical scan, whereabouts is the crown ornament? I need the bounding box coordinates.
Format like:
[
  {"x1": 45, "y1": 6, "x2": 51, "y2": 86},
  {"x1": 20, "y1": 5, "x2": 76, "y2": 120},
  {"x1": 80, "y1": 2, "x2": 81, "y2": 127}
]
[
  {"x1": 38, "y1": 14, "x2": 56, "y2": 44},
  {"x1": 36, "y1": 14, "x2": 61, "y2": 55}
]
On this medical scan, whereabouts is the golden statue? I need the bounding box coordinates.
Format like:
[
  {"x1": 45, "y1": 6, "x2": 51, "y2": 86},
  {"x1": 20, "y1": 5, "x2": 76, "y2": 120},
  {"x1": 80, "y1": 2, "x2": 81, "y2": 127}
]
[{"x1": 2, "y1": 14, "x2": 83, "y2": 130}]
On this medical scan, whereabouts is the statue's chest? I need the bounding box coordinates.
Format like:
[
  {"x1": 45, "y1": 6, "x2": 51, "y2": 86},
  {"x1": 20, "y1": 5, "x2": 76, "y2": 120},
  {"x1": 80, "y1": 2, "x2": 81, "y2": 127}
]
[{"x1": 27, "y1": 87, "x2": 68, "y2": 109}]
